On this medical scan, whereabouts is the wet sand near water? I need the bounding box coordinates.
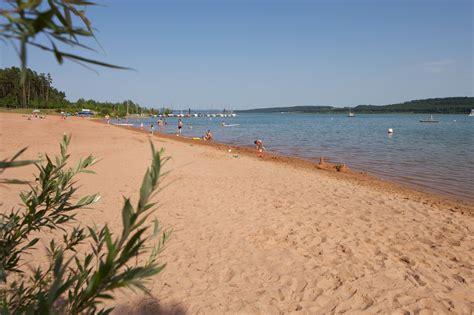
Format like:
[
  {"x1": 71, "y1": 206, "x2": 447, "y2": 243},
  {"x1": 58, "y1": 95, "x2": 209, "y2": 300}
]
[{"x1": 1, "y1": 113, "x2": 473, "y2": 314}]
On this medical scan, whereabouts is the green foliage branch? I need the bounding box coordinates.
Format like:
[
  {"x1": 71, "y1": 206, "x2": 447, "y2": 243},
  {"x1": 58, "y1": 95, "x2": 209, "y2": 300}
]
[
  {"x1": 0, "y1": 135, "x2": 171, "y2": 314},
  {"x1": 0, "y1": 0, "x2": 129, "y2": 74}
]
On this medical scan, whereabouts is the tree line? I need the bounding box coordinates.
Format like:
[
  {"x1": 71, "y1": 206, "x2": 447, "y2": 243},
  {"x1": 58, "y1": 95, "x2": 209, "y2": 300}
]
[
  {"x1": 0, "y1": 67, "x2": 161, "y2": 117},
  {"x1": 0, "y1": 67, "x2": 67, "y2": 108},
  {"x1": 239, "y1": 97, "x2": 474, "y2": 114},
  {"x1": 353, "y1": 97, "x2": 473, "y2": 114}
]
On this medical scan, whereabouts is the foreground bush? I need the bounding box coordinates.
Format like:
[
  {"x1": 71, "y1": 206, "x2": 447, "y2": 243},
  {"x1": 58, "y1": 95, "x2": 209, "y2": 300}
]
[{"x1": 0, "y1": 135, "x2": 170, "y2": 314}]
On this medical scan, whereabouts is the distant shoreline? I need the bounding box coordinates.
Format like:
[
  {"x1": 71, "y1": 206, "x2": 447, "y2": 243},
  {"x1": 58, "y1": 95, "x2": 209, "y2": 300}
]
[
  {"x1": 1, "y1": 96, "x2": 473, "y2": 117},
  {"x1": 236, "y1": 111, "x2": 472, "y2": 115},
  {"x1": 237, "y1": 97, "x2": 473, "y2": 114}
]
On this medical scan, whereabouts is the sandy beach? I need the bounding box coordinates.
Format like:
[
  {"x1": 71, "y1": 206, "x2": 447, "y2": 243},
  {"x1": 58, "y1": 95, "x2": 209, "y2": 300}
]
[{"x1": 1, "y1": 113, "x2": 473, "y2": 314}]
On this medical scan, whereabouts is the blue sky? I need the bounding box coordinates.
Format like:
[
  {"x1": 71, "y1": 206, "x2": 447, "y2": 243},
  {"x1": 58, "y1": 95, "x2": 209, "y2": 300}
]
[{"x1": 1, "y1": 0, "x2": 472, "y2": 109}]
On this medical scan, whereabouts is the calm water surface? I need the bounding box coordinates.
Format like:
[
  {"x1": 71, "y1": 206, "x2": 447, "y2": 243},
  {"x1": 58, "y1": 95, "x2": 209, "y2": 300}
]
[{"x1": 115, "y1": 113, "x2": 474, "y2": 201}]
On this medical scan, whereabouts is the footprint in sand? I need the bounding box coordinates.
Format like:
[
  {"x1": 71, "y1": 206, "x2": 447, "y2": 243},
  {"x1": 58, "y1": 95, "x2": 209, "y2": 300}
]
[
  {"x1": 303, "y1": 287, "x2": 323, "y2": 301},
  {"x1": 290, "y1": 277, "x2": 308, "y2": 301},
  {"x1": 451, "y1": 274, "x2": 466, "y2": 284},
  {"x1": 219, "y1": 267, "x2": 235, "y2": 283},
  {"x1": 316, "y1": 276, "x2": 342, "y2": 291},
  {"x1": 399, "y1": 256, "x2": 416, "y2": 266},
  {"x1": 351, "y1": 293, "x2": 374, "y2": 310}
]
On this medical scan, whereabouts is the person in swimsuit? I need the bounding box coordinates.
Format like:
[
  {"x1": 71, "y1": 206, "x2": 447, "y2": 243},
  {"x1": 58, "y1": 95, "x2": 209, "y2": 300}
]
[
  {"x1": 177, "y1": 119, "x2": 183, "y2": 135},
  {"x1": 204, "y1": 130, "x2": 213, "y2": 141},
  {"x1": 254, "y1": 139, "x2": 264, "y2": 158}
]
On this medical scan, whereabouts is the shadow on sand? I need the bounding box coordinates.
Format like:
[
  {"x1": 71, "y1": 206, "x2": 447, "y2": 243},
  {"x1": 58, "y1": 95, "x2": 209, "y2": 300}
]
[{"x1": 113, "y1": 297, "x2": 186, "y2": 315}]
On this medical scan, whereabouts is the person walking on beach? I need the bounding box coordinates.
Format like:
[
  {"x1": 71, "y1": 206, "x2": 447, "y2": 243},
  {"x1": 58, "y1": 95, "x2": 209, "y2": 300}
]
[
  {"x1": 255, "y1": 139, "x2": 265, "y2": 158},
  {"x1": 177, "y1": 119, "x2": 183, "y2": 136},
  {"x1": 105, "y1": 114, "x2": 110, "y2": 125},
  {"x1": 150, "y1": 123, "x2": 155, "y2": 135}
]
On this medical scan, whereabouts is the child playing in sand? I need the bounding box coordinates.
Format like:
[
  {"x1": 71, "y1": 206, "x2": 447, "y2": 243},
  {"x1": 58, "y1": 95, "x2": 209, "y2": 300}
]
[{"x1": 254, "y1": 139, "x2": 264, "y2": 158}]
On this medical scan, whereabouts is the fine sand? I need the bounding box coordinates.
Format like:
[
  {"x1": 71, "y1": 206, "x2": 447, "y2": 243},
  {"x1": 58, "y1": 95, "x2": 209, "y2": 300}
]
[{"x1": 1, "y1": 113, "x2": 473, "y2": 314}]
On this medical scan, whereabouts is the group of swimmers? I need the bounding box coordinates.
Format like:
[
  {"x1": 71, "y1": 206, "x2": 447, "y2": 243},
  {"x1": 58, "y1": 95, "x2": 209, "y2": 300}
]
[
  {"x1": 145, "y1": 118, "x2": 167, "y2": 134},
  {"x1": 143, "y1": 118, "x2": 264, "y2": 157}
]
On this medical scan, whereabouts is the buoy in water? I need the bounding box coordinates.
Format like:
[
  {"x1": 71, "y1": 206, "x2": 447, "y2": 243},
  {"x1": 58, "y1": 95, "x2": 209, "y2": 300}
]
[{"x1": 387, "y1": 128, "x2": 394, "y2": 134}]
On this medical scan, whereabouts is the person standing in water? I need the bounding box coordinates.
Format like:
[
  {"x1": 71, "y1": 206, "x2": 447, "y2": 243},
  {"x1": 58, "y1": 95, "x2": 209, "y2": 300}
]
[
  {"x1": 150, "y1": 123, "x2": 155, "y2": 135},
  {"x1": 177, "y1": 118, "x2": 183, "y2": 136},
  {"x1": 254, "y1": 139, "x2": 264, "y2": 158}
]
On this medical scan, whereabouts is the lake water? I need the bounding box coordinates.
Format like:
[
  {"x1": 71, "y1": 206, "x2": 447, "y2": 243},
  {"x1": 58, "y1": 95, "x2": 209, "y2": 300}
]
[{"x1": 115, "y1": 113, "x2": 474, "y2": 201}]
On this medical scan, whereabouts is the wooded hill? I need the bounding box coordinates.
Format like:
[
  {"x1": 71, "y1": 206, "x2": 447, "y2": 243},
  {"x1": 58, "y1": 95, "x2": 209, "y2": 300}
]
[
  {"x1": 0, "y1": 67, "x2": 153, "y2": 117},
  {"x1": 239, "y1": 97, "x2": 473, "y2": 114}
]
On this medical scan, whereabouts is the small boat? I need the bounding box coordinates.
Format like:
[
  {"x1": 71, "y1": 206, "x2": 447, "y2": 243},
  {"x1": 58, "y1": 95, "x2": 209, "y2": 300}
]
[
  {"x1": 348, "y1": 109, "x2": 355, "y2": 117},
  {"x1": 469, "y1": 109, "x2": 474, "y2": 117},
  {"x1": 420, "y1": 115, "x2": 438, "y2": 123},
  {"x1": 222, "y1": 123, "x2": 239, "y2": 127}
]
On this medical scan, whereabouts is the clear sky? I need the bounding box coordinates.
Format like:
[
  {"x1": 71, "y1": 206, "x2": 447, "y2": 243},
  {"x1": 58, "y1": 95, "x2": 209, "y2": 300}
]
[{"x1": 1, "y1": 0, "x2": 472, "y2": 109}]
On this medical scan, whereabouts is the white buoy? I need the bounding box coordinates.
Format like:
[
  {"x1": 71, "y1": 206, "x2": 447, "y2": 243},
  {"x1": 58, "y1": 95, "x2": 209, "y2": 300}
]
[{"x1": 387, "y1": 128, "x2": 394, "y2": 134}]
